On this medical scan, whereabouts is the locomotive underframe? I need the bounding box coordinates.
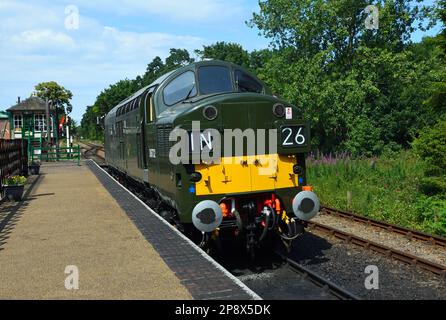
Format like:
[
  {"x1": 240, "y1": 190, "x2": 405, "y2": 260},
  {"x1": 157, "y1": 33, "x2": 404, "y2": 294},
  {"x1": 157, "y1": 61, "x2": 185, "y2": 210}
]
[{"x1": 107, "y1": 164, "x2": 306, "y2": 257}]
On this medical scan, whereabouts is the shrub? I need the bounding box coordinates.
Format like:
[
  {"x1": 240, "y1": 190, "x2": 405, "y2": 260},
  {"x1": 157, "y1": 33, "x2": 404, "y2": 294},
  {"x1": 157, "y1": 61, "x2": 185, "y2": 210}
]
[
  {"x1": 307, "y1": 150, "x2": 446, "y2": 236},
  {"x1": 416, "y1": 196, "x2": 446, "y2": 236},
  {"x1": 418, "y1": 176, "x2": 446, "y2": 197},
  {"x1": 412, "y1": 118, "x2": 446, "y2": 175},
  {"x1": 3, "y1": 175, "x2": 27, "y2": 186}
]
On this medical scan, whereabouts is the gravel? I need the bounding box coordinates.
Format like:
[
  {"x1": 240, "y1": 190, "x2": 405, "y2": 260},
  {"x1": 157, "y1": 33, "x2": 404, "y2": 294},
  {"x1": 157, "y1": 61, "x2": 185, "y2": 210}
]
[
  {"x1": 313, "y1": 213, "x2": 446, "y2": 266},
  {"x1": 291, "y1": 230, "x2": 446, "y2": 300},
  {"x1": 217, "y1": 231, "x2": 446, "y2": 300}
]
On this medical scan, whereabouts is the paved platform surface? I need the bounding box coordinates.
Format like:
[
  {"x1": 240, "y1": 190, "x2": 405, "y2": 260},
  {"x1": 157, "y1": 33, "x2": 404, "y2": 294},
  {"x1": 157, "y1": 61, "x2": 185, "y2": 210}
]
[
  {"x1": 0, "y1": 162, "x2": 191, "y2": 299},
  {"x1": 0, "y1": 161, "x2": 258, "y2": 300}
]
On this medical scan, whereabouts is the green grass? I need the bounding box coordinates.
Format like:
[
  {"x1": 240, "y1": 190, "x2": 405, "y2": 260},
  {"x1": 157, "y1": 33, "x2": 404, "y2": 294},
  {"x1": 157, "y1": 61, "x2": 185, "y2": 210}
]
[{"x1": 307, "y1": 151, "x2": 446, "y2": 237}]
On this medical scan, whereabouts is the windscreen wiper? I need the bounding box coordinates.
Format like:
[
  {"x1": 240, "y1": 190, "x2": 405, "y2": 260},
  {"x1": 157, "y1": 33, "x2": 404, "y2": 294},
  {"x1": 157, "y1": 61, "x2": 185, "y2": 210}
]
[{"x1": 184, "y1": 83, "x2": 196, "y2": 101}]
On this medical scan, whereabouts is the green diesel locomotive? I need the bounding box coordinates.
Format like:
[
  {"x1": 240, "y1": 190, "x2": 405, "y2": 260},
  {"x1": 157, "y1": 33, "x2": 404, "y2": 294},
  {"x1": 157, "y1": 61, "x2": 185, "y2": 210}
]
[{"x1": 104, "y1": 60, "x2": 320, "y2": 255}]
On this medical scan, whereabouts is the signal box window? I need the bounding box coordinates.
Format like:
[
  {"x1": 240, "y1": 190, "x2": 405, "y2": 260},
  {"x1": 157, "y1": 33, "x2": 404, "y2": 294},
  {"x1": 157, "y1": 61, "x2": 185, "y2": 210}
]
[
  {"x1": 235, "y1": 70, "x2": 263, "y2": 93},
  {"x1": 34, "y1": 114, "x2": 46, "y2": 131},
  {"x1": 14, "y1": 114, "x2": 22, "y2": 129},
  {"x1": 198, "y1": 66, "x2": 232, "y2": 95},
  {"x1": 163, "y1": 71, "x2": 197, "y2": 106}
]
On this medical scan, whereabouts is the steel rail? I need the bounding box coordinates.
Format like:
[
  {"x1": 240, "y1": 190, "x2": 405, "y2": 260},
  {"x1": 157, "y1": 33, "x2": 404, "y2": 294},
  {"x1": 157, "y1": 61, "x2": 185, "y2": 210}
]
[
  {"x1": 321, "y1": 206, "x2": 446, "y2": 248},
  {"x1": 77, "y1": 141, "x2": 105, "y2": 161},
  {"x1": 308, "y1": 221, "x2": 446, "y2": 276},
  {"x1": 274, "y1": 250, "x2": 361, "y2": 300},
  {"x1": 83, "y1": 141, "x2": 105, "y2": 152}
]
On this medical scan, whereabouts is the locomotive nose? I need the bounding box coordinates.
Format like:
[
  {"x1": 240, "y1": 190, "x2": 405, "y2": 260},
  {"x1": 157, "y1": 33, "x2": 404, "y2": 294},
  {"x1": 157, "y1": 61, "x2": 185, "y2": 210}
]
[
  {"x1": 192, "y1": 200, "x2": 223, "y2": 232},
  {"x1": 292, "y1": 191, "x2": 320, "y2": 221}
]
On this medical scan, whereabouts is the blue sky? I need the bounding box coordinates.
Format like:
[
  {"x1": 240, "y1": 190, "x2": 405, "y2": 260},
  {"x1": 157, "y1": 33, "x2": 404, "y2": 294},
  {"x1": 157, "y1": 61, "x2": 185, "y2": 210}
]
[{"x1": 0, "y1": 0, "x2": 442, "y2": 123}]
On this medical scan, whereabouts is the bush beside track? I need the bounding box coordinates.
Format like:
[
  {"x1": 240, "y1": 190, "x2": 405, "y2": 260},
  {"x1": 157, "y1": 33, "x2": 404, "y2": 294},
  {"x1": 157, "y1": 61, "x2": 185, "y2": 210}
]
[{"x1": 308, "y1": 150, "x2": 446, "y2": 237}]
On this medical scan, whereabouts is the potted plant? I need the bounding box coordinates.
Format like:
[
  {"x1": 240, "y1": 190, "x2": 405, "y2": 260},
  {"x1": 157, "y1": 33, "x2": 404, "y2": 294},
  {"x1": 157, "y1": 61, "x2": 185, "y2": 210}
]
[
  {"x1": 2, "y1": 175, "x2": 27, "y2": 201},
  {"x1": 28, "y1": 160, "x2": 41, "y2": 175}
]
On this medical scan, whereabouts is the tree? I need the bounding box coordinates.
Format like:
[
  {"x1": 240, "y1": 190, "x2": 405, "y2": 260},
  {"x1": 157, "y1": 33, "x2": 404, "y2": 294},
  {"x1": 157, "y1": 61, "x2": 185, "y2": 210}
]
[
  {"x1": 34, "y1": 81, "x2": 73, "y2": 141},
  {"x1": 34, "y1": 81, "x2": 73, "y2": 115},
  {"x1": 195, "y1": 42, "x2": 251, "y2": 69},
  {"x1": 423, "y1": 0, "x2": 446, "y2": 116},
  {"x1": 411, "y1": 0, "x2": 446, "y2": 198},
  {"x1": 249, "y1": 49, "x2": 274, "y2": 72},
  {"x1": 248, "y1": 0, "x2": 436, "y2": 155},
  {"x1": 165, "y1": 48, "x2": 194, "y2": 69},
  {"x1": 250, "y1": 0, "x2": 430, "y2": 57},
  {"x1": 143, "y1": 56, "x2": 165, "y2": 85}
]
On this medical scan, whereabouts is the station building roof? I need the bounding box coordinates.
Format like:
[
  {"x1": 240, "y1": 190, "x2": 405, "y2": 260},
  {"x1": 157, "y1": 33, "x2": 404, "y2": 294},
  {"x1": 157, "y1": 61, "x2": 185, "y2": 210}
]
[
  {"x1": 6, "y1": 96, "x2": 47, "y2": 113},
  {"x1": 0, "y1": 111, "x2": 9, "y2": 119}
]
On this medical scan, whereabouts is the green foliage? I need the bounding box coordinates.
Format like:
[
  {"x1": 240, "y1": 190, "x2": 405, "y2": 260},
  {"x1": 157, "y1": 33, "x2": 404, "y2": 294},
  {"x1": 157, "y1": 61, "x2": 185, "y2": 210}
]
[
  {"x1": 412, "y1": 118, "x2": 446, "y2": 198},
  {"x1": 307, "y1": 151, "x2": 446, "y2": 236},
  {"x1": 249, "y1": 0, "x2": 440, "y2": 156},
  {"x1": 34, "y1": 81, "x2": 73, "y2": 114},
  {"x1": 3, "y1": 175, "x2": 27, "y2": 186},
  {"x1": 437, "y1": 0, "x2": 446, "y2": 56},
  {"x1": 412, "y1": 118, "x2": 446, "y2": 175},
  {"x1": 415, "y1": 195, "x2": 446, "y2": 236},
  {"x1": 250, "y1": 0, "x2": 430, "y2": 58},
  {"x1": 418, "y1": 176, "x2": 446, "y2": 196},
  {"x1": 195, "y1": 42, "x2": 251, "y2": 69}
]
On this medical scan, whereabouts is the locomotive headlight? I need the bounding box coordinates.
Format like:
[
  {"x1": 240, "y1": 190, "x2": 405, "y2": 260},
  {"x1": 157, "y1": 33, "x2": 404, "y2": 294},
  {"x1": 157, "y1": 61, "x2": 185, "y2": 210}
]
[
  {"x1": 190, "y1": 172, "x2": 202, "y2": 182},
  {"x1": 273, "y1": 103, "x2": 285, "y2": 118},
  {"x1": 203, "y1": 105, "x2": 218, "y2": 121},
  {"x1": 192, "y1": 200, "x2": 223, "y2": 233},
  {"x1": 293, "y1": 165, "x2": 303, "y2": 175},
  {"x1": 292, "y1": 191, "x2": 320, "y2": 221}
]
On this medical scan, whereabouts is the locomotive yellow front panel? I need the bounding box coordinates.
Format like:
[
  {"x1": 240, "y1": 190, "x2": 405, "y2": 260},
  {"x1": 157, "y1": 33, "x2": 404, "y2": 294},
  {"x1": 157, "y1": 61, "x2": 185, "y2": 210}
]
[{"x1": 195, "y1": 154, "x2": 299, "y2": 196}]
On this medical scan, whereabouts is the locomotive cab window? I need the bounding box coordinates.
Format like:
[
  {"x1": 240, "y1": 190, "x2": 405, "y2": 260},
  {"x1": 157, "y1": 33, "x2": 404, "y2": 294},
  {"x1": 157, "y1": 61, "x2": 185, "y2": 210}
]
[
  {"x1": 198, "y1": 66, "x2": 232, "y2": 95},
  {"x1": 235, "y1": 69, "x2": 263, "y2": 93},
  {"x1": 144, "y1": 90, "x2": 155, "y2": 124},
  {"x1": 163, "y1": 71, "x2": 197, "y2": 106}
]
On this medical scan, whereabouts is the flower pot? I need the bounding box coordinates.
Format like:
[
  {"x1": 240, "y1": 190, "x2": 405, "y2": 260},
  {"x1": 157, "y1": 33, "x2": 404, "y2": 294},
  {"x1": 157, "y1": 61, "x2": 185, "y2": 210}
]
[
  {"x1": 4, "y1": 185, "x2": 25, "y2": 202},
  {"x1": 28, "y1": 164, "x2": 40, "y2": 175}
]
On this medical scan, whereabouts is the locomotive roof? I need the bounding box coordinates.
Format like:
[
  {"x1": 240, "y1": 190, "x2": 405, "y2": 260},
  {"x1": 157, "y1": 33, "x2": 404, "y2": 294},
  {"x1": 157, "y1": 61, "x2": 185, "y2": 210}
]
[
  {"x1": 109, "y1": 60, "x2": 265, "y2": 115},
  {"x1": 112, "y1": 70, "x2": 175, "y2": 111}
]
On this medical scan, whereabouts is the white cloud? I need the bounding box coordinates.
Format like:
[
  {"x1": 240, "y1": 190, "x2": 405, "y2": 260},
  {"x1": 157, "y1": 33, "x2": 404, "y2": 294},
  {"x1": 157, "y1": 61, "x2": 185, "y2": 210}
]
[
  {"x1": 0, "y1": 1, "x2": 61, "y2": 31},
  {"x1": 58, "y1": 0, "x2": 245, "y2": 23},
  {"x1": 100, "y1": 27, "x2": 202, "y2": 61},
  {"x1": 10, "y1": 29, "x2": 76, "y2": 51}
]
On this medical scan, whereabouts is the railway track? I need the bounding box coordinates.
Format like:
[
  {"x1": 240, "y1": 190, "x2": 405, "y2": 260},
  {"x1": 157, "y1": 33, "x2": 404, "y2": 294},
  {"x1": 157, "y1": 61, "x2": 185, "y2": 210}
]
[
  {"x1": 219, "y1": 247, "x2": 359, "y2": 300},
  {"x1": 309, "y1": 208, "x2": 446, "y2": 276},
  {"x1": 273, "y1": 251, "x2": 360, "y2": 300},
  {"x1": 321, "y1": 206, "x2": 446, "y2": 248},
  {"x1": 77, "y1": 141, "x2": 105, "y2": 162}
]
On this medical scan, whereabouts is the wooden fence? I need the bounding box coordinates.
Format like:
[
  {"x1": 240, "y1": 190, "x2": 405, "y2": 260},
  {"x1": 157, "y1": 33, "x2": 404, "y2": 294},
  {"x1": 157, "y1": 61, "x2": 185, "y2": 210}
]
[{"x1": 0, "y1": 139, "x2": 28, "y2": 196}]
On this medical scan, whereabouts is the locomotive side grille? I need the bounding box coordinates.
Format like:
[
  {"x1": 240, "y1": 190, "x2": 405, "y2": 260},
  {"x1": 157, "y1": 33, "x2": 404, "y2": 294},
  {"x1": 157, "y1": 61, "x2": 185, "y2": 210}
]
[{"x1": 157, "y1": 124, "x2": 173, "y2": 157}]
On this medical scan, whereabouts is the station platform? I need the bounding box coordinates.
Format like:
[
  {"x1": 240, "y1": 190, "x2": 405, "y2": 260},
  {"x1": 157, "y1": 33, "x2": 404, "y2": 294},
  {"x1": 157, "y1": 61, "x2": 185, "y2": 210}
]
[{"x1": 0, "y1": 161, "x2": 259, "y2": 300}]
